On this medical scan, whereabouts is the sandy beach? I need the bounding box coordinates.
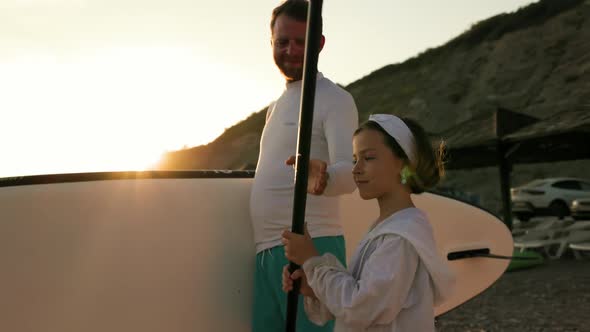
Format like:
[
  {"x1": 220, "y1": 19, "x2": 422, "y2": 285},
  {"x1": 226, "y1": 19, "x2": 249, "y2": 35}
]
[{"x1": 436, "y1": 258, "x2": 590, "y2": 332}]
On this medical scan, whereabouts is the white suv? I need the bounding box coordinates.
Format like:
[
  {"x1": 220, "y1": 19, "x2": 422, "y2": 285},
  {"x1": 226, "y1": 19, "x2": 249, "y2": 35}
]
[{"x1": 511, "y1": 178, "x2": 590, "y2": 221}]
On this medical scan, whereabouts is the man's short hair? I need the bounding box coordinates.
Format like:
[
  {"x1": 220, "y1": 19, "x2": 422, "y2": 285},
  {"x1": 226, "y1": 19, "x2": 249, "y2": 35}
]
[{"x1": 270, "y1": 0, "x2": 323, "y2": 35}]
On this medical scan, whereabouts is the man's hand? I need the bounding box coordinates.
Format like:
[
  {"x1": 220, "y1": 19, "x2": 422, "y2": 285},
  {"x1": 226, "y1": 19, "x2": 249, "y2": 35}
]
[{"x1": 286, "y1": 155, "x2": 329, "y2": 195}]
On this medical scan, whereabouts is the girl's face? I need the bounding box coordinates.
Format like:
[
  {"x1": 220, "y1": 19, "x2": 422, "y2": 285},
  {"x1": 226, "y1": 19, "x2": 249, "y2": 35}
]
[{"x1": 352, "y1": 129, "x2": 403, "y2": 200}]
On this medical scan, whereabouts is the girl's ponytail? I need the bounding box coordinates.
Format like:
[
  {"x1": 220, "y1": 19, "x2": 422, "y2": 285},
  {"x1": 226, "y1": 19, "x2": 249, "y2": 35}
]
[{"x1": 403, "y1": 118, "x2": 446, "y2": 194}]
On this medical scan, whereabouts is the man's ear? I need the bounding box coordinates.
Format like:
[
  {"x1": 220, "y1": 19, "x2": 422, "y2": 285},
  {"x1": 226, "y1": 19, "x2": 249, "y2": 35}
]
[{"x1": 319, "y1": 35, "x2": 326, "y2": 52}]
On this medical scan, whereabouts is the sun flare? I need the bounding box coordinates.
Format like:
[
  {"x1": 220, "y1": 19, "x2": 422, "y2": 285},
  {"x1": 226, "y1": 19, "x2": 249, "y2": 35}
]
[{"x1": 1, "y1": 46, "x2": 265, "y2": 177}]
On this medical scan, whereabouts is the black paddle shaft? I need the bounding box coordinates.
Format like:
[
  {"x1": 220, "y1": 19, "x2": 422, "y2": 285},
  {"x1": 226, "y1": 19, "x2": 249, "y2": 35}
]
[{"x1": 285, "y1": 1, "x2": 324, "y2": 332}]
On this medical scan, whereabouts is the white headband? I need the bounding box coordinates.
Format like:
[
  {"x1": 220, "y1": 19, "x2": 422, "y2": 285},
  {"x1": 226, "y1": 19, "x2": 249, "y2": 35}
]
[{"x1": 368, "y1": 114, "x2": 416, "y2": 163}]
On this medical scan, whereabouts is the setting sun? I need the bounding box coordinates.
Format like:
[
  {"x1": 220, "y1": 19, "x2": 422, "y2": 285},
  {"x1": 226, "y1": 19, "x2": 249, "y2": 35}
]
[{"x1": 0, "y1": 46, "x2": 279, "y2": 177}]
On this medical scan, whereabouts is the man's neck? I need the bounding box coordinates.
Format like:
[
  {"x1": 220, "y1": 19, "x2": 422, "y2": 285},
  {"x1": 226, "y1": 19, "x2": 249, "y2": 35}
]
[
  {"x1": 284, "y1": 72, "x2": 322, "y2": 86},
  {"x1": 285, "y1": 77, "x2": 301, "y2": 84}
]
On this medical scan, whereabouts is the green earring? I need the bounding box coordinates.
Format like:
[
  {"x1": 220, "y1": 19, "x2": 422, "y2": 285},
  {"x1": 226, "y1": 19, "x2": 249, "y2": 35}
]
[{"x1": 401, "y1": 166, "x2": 412, "y2": 185}]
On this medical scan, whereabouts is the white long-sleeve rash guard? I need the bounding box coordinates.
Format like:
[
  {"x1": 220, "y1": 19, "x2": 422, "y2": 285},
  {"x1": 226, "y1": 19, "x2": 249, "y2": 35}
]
[{"x1": 250, "y1": 72, "x2": 359, "y2": 253}]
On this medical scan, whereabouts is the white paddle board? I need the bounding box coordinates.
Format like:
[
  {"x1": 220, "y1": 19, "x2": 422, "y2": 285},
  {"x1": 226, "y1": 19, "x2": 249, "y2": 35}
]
[{"x1": 0, "y1": 172, "x2": 512, "y2": 331}]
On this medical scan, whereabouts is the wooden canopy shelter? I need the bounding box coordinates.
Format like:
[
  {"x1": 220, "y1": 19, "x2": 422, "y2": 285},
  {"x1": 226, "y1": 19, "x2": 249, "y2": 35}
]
[{"x1": 441, "y1": 106, "x2": 590, "y2": 229}]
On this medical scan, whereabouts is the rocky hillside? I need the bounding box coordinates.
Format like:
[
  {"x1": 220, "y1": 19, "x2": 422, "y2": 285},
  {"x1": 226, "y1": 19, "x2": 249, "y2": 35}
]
[{"x1": 157, "y1": 0, "x2": 590, "y2": 215}]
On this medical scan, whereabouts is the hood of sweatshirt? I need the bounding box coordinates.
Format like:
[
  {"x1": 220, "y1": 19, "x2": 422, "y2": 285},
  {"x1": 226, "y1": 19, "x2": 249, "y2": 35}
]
[{"x1": 367, "y1": 207, "x2": 456, "y2": 306}]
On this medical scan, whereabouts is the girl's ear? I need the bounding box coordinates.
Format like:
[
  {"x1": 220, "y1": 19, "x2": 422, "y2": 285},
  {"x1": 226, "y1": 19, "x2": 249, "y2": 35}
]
[{"x1": 392, "y1": 154, "x2": 405, "y2": 170}]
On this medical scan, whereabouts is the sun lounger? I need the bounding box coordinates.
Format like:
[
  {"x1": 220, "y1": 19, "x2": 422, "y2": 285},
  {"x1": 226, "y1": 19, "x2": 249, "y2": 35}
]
[
  {"x1": 569, "y1": 242, "x2": 590, "y2": 259},
  {"x1": 514, "y1": 230, "x2": 590, "y2": 259},
  {"x1": 512, "y1": 219, "x2": 580, "y2": 242},
  {"x1": 511, "y1": 219, "x2": 572, "y2": 238},
  {"x1": 565, "y1": 220, "x2": 590, "y2": 231}
]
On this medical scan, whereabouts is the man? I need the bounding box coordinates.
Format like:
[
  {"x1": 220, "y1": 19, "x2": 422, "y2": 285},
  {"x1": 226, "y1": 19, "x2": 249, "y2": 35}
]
[{"x1": 250, "y1": 1, "x2": 359, "y2": 331}]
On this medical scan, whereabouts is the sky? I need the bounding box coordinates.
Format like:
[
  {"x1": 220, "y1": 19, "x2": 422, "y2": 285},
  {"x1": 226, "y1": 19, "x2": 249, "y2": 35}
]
[{"x1": 0, "y1": 0, "x2": 537, "y2": 177}]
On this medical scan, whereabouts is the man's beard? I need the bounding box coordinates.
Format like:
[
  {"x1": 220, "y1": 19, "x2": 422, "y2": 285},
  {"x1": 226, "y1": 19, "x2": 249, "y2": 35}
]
[{"x1": 275, "y1": 57, "x2": 304, "y2": 82}]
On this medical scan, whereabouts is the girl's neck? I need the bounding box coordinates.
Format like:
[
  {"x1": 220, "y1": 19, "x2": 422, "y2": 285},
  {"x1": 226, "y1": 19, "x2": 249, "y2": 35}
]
[{"x1": 375, "y1": 190, "x2": 414, "y2": 225}]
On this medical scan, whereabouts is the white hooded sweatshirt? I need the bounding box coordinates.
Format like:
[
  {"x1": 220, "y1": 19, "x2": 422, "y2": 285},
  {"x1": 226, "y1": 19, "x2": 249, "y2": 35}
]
[{"x1": 302, "y1": 208, "x2": 455, "y2": 331}]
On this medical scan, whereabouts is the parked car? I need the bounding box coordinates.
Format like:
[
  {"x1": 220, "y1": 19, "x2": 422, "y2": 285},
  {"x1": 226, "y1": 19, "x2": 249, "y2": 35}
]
[
  {"x1": 511, "y1": 178, "x2": 590, "y2": 221},
  {"x1": 571, "y1": 197, "x2": 590, "y2": 220}
]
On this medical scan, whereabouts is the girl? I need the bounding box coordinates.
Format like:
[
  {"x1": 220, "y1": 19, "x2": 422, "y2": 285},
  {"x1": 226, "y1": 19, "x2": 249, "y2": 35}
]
[{"x1": 281, "y1": 114, "x2": 455, "y2": 331}]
